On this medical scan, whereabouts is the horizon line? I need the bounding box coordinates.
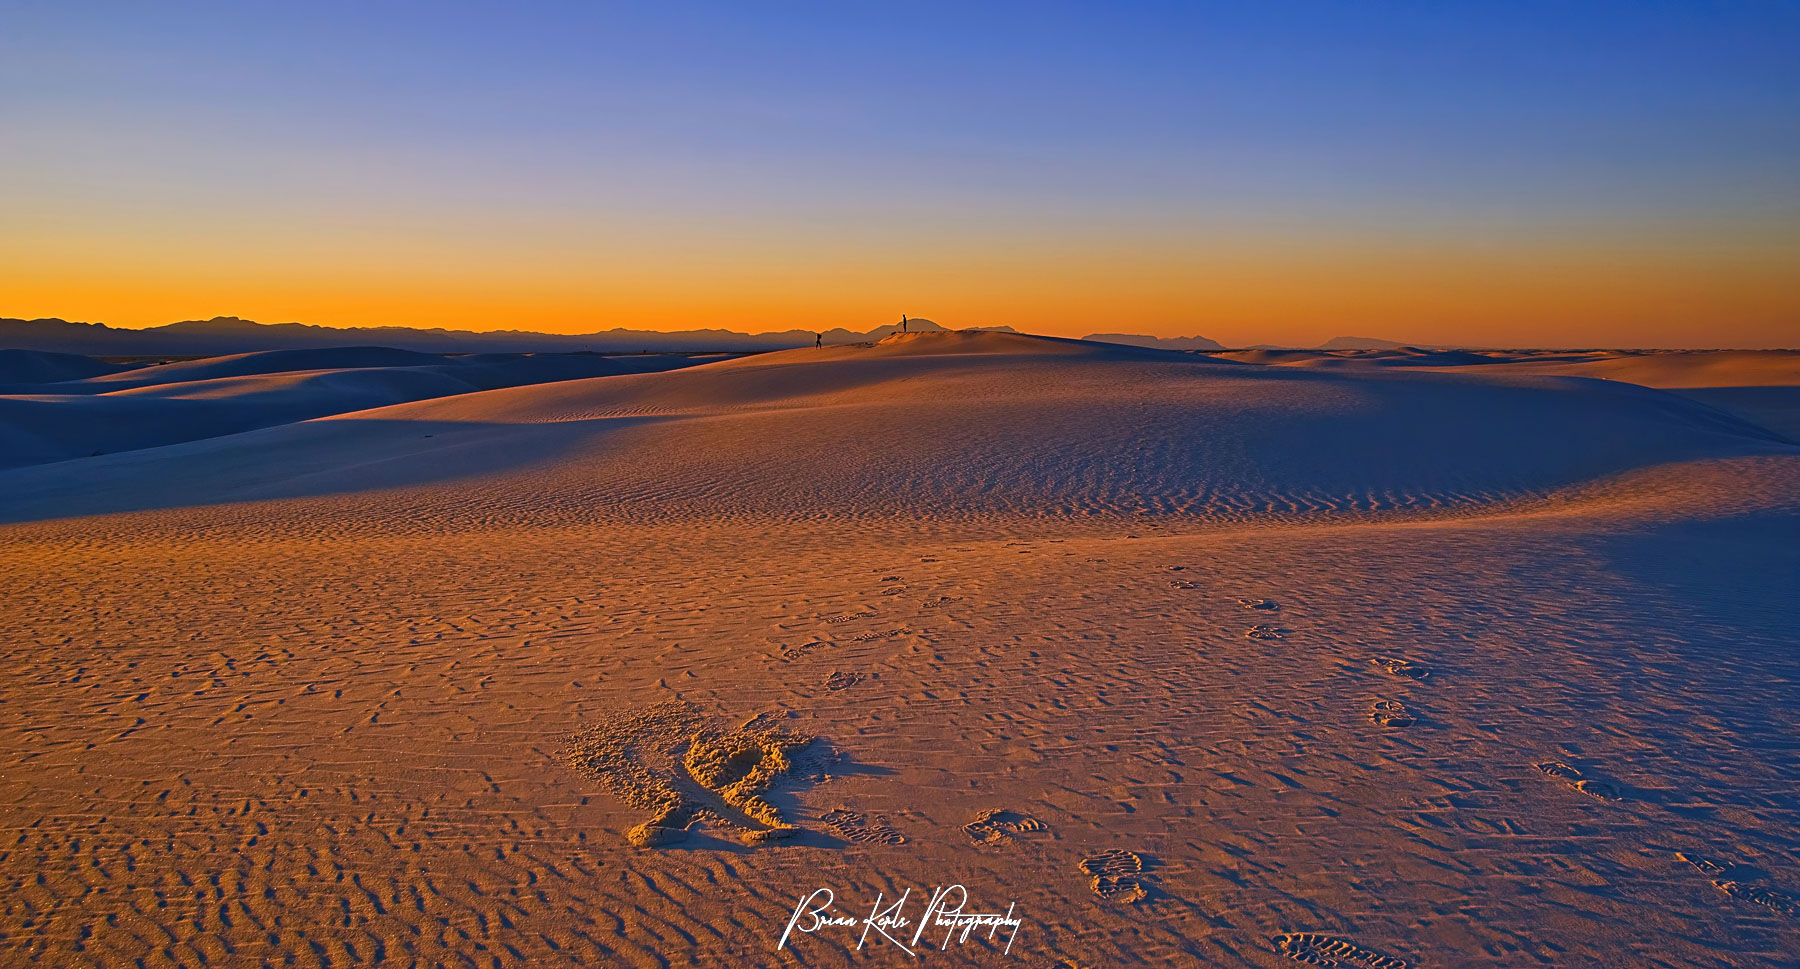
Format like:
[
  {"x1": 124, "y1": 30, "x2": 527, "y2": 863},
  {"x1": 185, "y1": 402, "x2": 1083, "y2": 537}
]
[{"x1": 4, "y1": 313, "x2": 1795, "y2": 353}]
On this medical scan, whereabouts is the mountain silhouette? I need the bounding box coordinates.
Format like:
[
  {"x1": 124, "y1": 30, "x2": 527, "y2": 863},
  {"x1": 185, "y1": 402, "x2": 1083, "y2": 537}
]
[{"x1": 0, "y1": 316, "x2": 1015, "y2": 356}]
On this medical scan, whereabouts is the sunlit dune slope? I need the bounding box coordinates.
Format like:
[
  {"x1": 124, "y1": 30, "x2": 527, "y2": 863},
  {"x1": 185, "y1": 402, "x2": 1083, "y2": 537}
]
[
  {"x1": 75, "y1": 346, "x2": 447, "y2": 390},
  {"x1": 1211, "y1": 347, "x2": 1800, "y2": 386},
  {"x1": 1449, "y1": 349, "x2": 1800, "y2": 389},
  {"x1": 2, "y1": 331, "x2": 1791, "y2": 526}
]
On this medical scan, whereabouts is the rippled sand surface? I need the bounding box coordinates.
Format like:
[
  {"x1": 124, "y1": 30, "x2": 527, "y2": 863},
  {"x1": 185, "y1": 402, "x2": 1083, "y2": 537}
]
[{"x1": 4, "y1": 332, "x2": 1798, "y2": 967}]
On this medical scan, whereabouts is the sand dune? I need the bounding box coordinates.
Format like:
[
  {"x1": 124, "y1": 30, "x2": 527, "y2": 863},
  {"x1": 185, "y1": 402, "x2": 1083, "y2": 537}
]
[
  {"x1": 1210, "y1": 346, "x2": 1800, "y2": 441},
  {"x1": 2, "y1": 331, "x2": 1798, "y2": 968},
  {"x1": 74, "y1": 346, "x2": 450, "y2": 390},
  {"x1": 1435, "y1": 350, "x2": 1800, "y2": 441},
  {"x1": 1212, "y1": 346, "x2": 1800, "y2": 383},
  {"x1": 1215, "y1": 347, "x2": 1496, "y2": 368},
  {"x1": 0, "y1": 348, "x2": 138, "y2": 385},
  {"x1": 1, "y1": 331, "x2": 1788, "y2": 525},
  {"x1": 1444, "y1": 348, "x2": 1800, "y2": 389},
  {"x1": 0, "y1": 348, "x2": 717, "y2": 469}
]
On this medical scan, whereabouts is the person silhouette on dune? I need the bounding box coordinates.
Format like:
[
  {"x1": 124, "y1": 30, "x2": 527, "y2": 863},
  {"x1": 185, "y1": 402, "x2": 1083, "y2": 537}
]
[
  {"x1": 901, "y1": 315, "x2": 908, "y2": 334},
  {"x1": 816, "y1": 332, "x2": 822, "y2": 349}
]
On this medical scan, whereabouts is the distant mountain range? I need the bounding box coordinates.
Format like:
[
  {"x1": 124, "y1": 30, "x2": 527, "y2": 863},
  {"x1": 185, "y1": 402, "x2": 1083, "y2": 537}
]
[
  {"x1": 0, "y1": 316, "x2": 1015, "y2": 356},
  {"x1": 0, "y1": 315, "x2": 1452, "y2": 357}
]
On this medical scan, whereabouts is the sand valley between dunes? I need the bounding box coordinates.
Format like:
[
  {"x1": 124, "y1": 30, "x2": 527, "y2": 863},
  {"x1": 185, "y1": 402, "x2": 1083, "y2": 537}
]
[{"x1": 3, "y1": 331, "x2": 1799, "y2": 968}]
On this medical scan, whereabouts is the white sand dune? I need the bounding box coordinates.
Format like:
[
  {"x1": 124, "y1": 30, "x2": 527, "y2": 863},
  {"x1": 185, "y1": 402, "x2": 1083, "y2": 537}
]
[
  {"x1": 2, "y1": 330, "x2": 1798, "y2": 968},
  {"x1": 1445, "y1": 348, "x2": 1800, "y2": 389},
  {"x1": 0, "y1": 331, "x2": 1788, "y2": 525},
  {"x1": 72, "y1": 346, "x2": 451, "y2": 391},
  {"x1": 0, "y1": 347, "x2": 138, "y2": 385},
  {"x1": 1216, "y1": 347, "x2": 1498, "y2": 368},
  {"x1": 0, "y1": 369, "x2": 480, "y2": 469},
  {"x1": 1213, "y1": 346, "x2": 1800, "y2": 442},
  {"x1": 0, "y1": 348, "x2": 716, "y2": 469},
  {"x1": 1430, "y1": 349, "x2": 1800, "y2": 441},
  {"x1": 1213, "y1": 346, "x2": 1800, "y2": 384}
]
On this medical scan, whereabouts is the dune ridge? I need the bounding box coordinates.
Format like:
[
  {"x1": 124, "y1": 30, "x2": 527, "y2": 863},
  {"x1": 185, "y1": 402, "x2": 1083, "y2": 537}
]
[
  {"x1": 0, "y1": 347, "x2": 721, "y2": 469},
  {"x1": 1, "y1": 332, "x2": 1791, "y2": 527}
]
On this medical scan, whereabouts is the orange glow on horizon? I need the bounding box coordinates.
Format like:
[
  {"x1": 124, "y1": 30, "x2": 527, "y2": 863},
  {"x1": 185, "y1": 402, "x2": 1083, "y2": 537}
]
[{"x1": 6, "y1": 225, "x2": 1797, "y2": 349}]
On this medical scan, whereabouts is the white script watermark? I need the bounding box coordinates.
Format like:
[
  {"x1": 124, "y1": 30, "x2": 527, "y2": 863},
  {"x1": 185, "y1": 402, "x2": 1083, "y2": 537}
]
[{"x1": 778, "y1": 885, "x2": 1025, "y2": 956}]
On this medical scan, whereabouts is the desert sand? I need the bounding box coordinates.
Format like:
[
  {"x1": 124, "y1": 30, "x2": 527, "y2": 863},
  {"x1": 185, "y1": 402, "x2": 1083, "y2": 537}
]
[
  {"x1": 0, "y1": 348, "x2": 714, "y2": 470},
  {"x1": 2, "y1": 331, "x2": 1798, "y2": 967}
]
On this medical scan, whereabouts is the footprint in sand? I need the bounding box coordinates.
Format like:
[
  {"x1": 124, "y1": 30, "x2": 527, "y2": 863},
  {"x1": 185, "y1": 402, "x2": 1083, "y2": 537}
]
[
  {"x1": 1534, "y1": 761, "x2": 1624, "y2": 801},
  {"x1": 1373, "y1": 657, "x2": 1430, "y2": 680},
  {"x1": 824, "y1": 671, "x2": 865, "y2": 691},
  {"x1": 825, "y1": 612, "x2": 874, "y2": 625},
  {"x1": 880, "y1": 576, "x2": 902, "y2": 582},
  {"x1": 923, "y1": 595, "x2": 964, "y2": 609},
  {"x1": 1170, "y1": 578, "x2": 1203, "y2": 589},
  {"x1": 1273, "y1": 933, "x2": 1411, "y2": 969},
  {"x1": 1369, "y1": 700, "x2": 1414, "y2": 728},
  {"x1": 962, "y1": 808, "x2": 1049, "y2": 847},
  {"x1": 880, "y1": 587, "x2": 907, "y2": 596},
  {"x1": 1079, "y1": 848, "x2": 1147, "y2": 903},
  {"x1": 1680, "y1": 853, "x2": 1800, "y2": 917},
  {"x1": 565, "y1": 702, "x2": 813, "y2": 847},
  {"x1": 820, "y1": 808, "x2": 905, "y2": 846},
  {"x1": 779, "y1": 640, "x2": 830, "y2": 661},
  {"x1": 1238, "y1": 597, "x2": 1280, "y2": 611},
  {"x1": 1246, "y1": 623, "x2": 1287, "y2": 641}
]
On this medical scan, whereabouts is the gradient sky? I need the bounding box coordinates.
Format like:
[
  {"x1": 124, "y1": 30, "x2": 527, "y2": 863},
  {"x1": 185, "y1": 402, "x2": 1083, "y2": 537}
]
[{"x1": 4, "y1": 1, "x2": 1798, "y2": 347}]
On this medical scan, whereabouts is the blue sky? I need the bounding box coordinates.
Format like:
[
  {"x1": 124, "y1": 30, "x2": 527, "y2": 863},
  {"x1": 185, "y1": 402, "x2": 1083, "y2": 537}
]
[{"x1": 5, "y1": 1, "x2": 1797, "y2": 344}]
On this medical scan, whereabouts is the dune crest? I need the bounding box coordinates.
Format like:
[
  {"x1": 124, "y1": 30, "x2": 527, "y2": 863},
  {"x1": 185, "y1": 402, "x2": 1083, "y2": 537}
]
[
  {"x1": 2, "y1": 332, "x2": 1792, "y2": 526},
  {"x1": 0, "y1": 347, "x2": 718, "y2": 470}
]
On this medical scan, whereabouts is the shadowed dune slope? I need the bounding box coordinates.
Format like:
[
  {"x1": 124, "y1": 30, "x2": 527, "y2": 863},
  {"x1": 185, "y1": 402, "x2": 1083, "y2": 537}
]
[
  {"x1": 2, "y1": 331, "x2": 1792, "y2": 526},
  {"x1": 0, "y1": 349, "x2": 715, "y2": 470},
  {"x1": 1440, "y1": 349, "x2": 1800, "y2": 440},
  {"x1": 0, "y1": 348, "x2": 137, "y2": 384},
  {"x1": 1212, "y1": 346, "x2": 1800, "y2": 441}
]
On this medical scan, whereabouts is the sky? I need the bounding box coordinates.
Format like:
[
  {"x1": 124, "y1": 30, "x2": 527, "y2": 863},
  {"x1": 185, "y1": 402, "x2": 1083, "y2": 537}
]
[{"x1": 3, "y1": 1, "x2": 1797, "y2": 347}]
